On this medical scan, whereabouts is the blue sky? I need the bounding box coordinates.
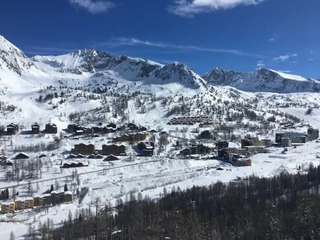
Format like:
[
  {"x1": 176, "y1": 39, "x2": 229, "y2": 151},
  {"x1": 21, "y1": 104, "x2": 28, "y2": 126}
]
[{"x1": 1, "y1": 0, "x2": 319, "y2": 78}]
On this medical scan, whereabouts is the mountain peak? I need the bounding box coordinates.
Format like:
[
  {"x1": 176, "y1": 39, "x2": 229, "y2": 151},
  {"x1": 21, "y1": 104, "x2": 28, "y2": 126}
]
[
  {"x1": 0, "y1": 35, "x2": 36, "y2": 75},
  {"x1": 203, "y1": 67, "x2": 319, "y2": 93}
]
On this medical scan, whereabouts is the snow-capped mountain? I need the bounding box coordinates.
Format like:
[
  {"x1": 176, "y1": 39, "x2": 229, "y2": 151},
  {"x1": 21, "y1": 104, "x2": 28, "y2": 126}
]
[
  {"x1": 32, "y1": 49, "x2": 206, "y2": 89},
  {"x1": 2, "y1": 35, "x2": 320, "y2": 240},
  {"x1": 203, "y1": 67, "x2": 320, "y2": 93},
  {"x1": 0, "y1": 35, "x2": 36, "y2": 75},
  {"x1": 1, "y1": 34, "x2": 319, "y2": 94}
]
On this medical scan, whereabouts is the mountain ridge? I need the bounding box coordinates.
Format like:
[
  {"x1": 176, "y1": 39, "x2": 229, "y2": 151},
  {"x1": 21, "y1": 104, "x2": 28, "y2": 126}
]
[
  {"x1": 0, "y1": 35, "x2": 319, "y2": 93},
  {"x1": 203, "y1": 67, "x2": 320, "y2": 93}
]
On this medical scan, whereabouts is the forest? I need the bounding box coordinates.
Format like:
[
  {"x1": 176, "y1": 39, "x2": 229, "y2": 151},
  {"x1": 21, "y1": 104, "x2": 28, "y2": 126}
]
[{"x1": 31, "y1": 164, "x2": 320, "y2": 239}]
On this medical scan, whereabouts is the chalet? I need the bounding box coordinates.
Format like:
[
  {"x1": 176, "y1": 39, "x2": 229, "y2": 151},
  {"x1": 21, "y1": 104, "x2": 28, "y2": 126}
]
[
  {"x1": 1, "y1": 202, "x2": 15, "y2": 214},
  {"x1": 84, "y1": 128, "x2": 93, "y2": 135},
  {"x1": 102, "y1": 144, "x2": 126, "y2": 156},
  {"x1": 31, "y1": 123, "x2": 40, "y2": 134},
  {"x1": 139, "y1": 126, "x2": 148, "y2": 131},
  {"x1": 24, "y1": 198, "x2": 34, "y2": 208},
  {"x1": 15, "y1": 200, "x2": 25, "y2": 210},
  {"x1": 62, "y1": 162, "x2": 85, "y2": 168},
  {"x1": 1, "y1": 192, "x2": 74, "y2": 214},
  {"x1": 104, "y1": 155, "x2": 120, "y2": 161},
  {"x1": 14, "y1": 152, "x2": 30, "y2": 160},
  {"x1": 216, "y1": 141, "x2": 229, "y2": 150},
  {"x1": 64, "y1": 192, "x2": 73, "y2": 202},
  {"x1": 51, "y1": 191, "x2": 65, "y2": 205},
  {"x1": 199, "y1": 130, "x2": 211, "y2": 139},
  {"x1": 42, "y1": 194, "x2": 52, "y2": 206},
  {"x1": 218, "y1": 148, "x2": 229, "y2": 159},
  {"x1": 45, "y1": 123, "x2": 58, "y2": 134},
  {"x1": 72, "y1": 143, "x2": 95, "y2": 155},
  {"x1": 113, "y1": 134, "x2": 130, "y2": 142},
  {"x1": 33, "y1": 196, "x2": 43, "y2": 207},
  {"x1": 7, "y1": 123, "x2": 19, "y2": 135},
  {"x1": 180, "y1": 144, "x2": 211, "y2": 156},
  {"x1": 91, "y1": 126, "x2": 116, "y2": 134},
  {"x1": 87, "y1": 154, "x2": 103, "y2": 159},
  {"x1": 137, "y1": 141, "x2": 155, "y2": 156},
  {"x1": 113, "y1": 133, "x2": 147, "y2": 143},
  {"x1": 67, "y1": 124, "x2": 84, "y2": 134}
]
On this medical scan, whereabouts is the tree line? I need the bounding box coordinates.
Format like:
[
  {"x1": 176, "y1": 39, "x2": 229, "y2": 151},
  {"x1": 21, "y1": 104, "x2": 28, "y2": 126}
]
[{"x1": 35, "y1": 163, "x2": 320, "y2": 240}]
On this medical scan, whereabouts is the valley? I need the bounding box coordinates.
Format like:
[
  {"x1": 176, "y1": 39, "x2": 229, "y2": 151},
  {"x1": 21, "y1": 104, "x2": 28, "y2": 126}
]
[{"x1": 0, "y1": 35, "x2": 320, "y2": 239}]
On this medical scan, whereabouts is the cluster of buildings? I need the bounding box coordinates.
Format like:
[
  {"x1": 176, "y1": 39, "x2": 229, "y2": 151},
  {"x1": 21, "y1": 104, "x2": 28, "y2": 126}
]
[
  {"x1": 275, "y1": 128, "x2": 319, "y2": 147},
  {"x1": 66, "y1": 123, "x2": 147, "y2": 136},
  {"x1": 71, "y1": 143, "x2": 126, "y2": 156},
  {"x1": 6, "y1": 122, "x2": 57, "y2": 135},
  {"x1": 1, "y1": 191, "x2": 73, "y2": 214},
  {"x1": 70, "y1": 139, "x2": 155, "y2": 160},
  {"x1": 178, "y1": 127, "x2": 319, "y2": 167},
  {"x1": 31, "y1": 123, "x2": 57, "y2": 134},
  {"x1": 167, "y1": 116, "x2": 213, "y2": 126}
]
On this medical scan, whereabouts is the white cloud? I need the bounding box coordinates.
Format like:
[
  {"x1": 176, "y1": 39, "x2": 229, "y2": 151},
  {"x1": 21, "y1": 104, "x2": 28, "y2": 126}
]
[
  {"x1": 273, "y1": 53, "x2": 298, "y2": 62},
  {"x1": 169, "y1": 0, "x2": 265, "y2": 17},
  {"x1": 102, "y1": 37, "x2": 263, "y2": 58},
  {"x1": 256, "y1": 60, "x2": 265, "y2": 68},
  {"x1": 269, "y1": 34, "x2": 279, "y2": 42},
  {"x1": 70, "y1": 0, "x2": 115, "y2": 14}
]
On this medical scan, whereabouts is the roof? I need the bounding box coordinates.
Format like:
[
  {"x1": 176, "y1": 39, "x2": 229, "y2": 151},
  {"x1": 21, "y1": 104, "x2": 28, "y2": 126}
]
[{"x1": 14, "y1": 152, "x2": 30, "y2": 159}]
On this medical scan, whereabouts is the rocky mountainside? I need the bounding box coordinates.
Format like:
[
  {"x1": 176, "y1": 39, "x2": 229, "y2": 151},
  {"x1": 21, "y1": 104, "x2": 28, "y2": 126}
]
[{"x1": 203, "y1": 67, "x2": 320, "y2": 93}]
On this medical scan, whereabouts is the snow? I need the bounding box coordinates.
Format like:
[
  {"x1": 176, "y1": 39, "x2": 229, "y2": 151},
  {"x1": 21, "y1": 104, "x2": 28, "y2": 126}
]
[
  {"x1": 0, "y1": 35, "x2": 320, "y2": 239},
  {"x1": 270, "y1": 69, "x2": 308, "y2": 82}
]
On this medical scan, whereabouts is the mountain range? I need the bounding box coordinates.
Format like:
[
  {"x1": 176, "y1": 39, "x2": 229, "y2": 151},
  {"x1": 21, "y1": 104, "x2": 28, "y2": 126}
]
[
  {"x1": 1, "y1": 35, "x2": 320, "y2": 240},
  {"x1": 1, "y1": 35, "x2": 319, "y2": 94}
]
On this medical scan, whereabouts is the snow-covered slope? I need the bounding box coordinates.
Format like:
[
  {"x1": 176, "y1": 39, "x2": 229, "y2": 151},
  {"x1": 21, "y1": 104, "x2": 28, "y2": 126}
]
[
  {"x1": 203, "y1": 67, "x2": 320, "y2": 93},
  {"x1": 1, "y1": 35, "x2": 320, "y2": 240},
  {"x1": 32, "y1": 50, "x2": 206, "y2": 89},
  {"x1": 0, "y1": 35, "x2": 37, "y2": 75}
]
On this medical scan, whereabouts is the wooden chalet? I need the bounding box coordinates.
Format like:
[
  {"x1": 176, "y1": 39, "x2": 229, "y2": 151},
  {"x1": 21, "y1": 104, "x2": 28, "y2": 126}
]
[
  {"x1": 72, "y1": 143, "x2": 95, "y2": 155},
  {"x1": 113, "y1": 132, "x2": 147, "y2": 143},
  {"x1": 137, "y1": 141, "x2": 155, "y2": 156},
  {"x1": 102, "y1": 144, "x2": 126, "y2": 156},
  {"x1": 14, "y1": 152, "x2": 30, "y2": 160},
  {"x1": 31, "y1": 123, "x2": 40, "y2": 134},
  {"x1": 45, "y1": 123, "x2": 58, "y2": 134},
  {"x1": 104, "y1": 155, "x2": 120, "y2": 161},
  {"x1": 7, "y1": 123, "x2": 19, "y2": 135}
]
